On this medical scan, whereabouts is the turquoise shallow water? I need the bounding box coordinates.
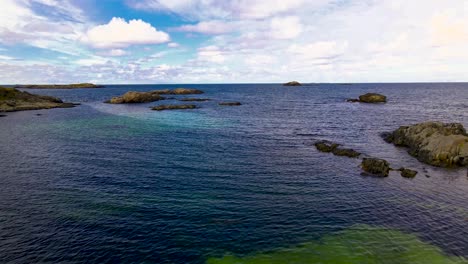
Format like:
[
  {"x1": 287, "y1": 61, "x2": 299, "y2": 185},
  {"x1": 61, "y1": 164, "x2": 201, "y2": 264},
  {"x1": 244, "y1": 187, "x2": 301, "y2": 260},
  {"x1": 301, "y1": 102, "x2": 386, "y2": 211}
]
[{"x1": 0, "y1": 83, "x2": 467, "y2": 263}]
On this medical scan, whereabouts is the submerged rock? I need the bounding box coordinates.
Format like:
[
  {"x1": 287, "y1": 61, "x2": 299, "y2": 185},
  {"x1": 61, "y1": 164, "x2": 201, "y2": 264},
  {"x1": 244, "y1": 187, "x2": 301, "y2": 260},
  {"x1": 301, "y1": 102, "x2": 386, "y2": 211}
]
[
  {"x1": 219, "y1": 102, "x2": 242, "y2": 106},
  {"x1": 171, "y1": 88, "x2": 204, "y2": 95},
  {"x1": 178, "y1": 98, "x2": 211, "y2": 102},
  {"x1": 361, "y1": 158, "x2": 390, "y2": 177},
  {"x1": 283, "y1": 81, "x2": 302, "y2": 86},
  {"x1": 315, "y1": 141, "x2": 339, "y2": 153},
  {"x1": 0, "y1": 87, "x2": 77, "y2": 112},
  {"x1": 398, "y1": 168, "x2": 418, "y2": 178},
  {"x1": 151, "y1": 104, "x2": 198, "y2": 111},
  {"x1": 332, "y1": 148, "x2": 361, "y2": 158},
  {"x1": 347, "y1": 93, "x2": 387, "y2": 103},
  {"x1": 382, "y1": 122, "x2": 468, "y2": 167}
]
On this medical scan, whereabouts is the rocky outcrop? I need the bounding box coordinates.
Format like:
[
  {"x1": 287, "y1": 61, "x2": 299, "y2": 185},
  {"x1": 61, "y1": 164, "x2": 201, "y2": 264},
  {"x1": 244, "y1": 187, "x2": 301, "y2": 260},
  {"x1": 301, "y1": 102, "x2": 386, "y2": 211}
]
[
  {"x1": 151, "y1": 104, "x2": 198, "y2": 111},
  {"x1": 0, "y1": 87, "x2": 77, "y2": 112},
  {"x1": 347, "y1": 93, "x2": 387, "y2": 103},
  {"x1": 283, "y1": 81, "x2": 302, "y2": 86},
  {"x1": 15, "y1": 83, "x2": 104, "y2": 89},
  {"x1": 361, "y1": 158, "x2": 390, "y2": 177},
  {"x1": 382, "y1": 122, "x2": 468, "y2": 167},
  {"x1": 314, "y1": 141, "x2": 361, "y2": 158},
  {"x1": 219, "y1": 102, "x2": 242, "y2": 106},
  {"x1": 106, "y1": 88, "x2": 204, "y2": 104},
  {"x1": 398, "y1": 168, "x2": 418, "y2": 178}
]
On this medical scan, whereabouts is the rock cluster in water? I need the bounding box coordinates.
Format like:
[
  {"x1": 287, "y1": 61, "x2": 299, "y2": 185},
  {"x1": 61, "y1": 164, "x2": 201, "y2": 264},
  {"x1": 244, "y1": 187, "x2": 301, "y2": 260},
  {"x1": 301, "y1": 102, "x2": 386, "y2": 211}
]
[
  {"x1": 347, "y1": 93, "x2": 387, "y2": 103},
  {"x1": 283, "y1": 81, "x2": 302, "y2": 86},
  {"x1": 382, "y1": 122, "x2": 468, "y2": 167},
  {"x1": 361, "y1": 158, "x2": 391, "y2": 177},
  {"x1": 14, "y1": 83, "x2": 103, "y2": 89},
  {"x1": 151, "y1": 104, "x2": 198, "y2": 111},
  {"x1": 314, "y1": 141, "x2": 361, "y2": 158},
  {"x1": 0, "y1": 87, "x2": 77, "y2": 112},
  {"x1": 106, "y1": 88, "x2": 204, "y2": 104}
]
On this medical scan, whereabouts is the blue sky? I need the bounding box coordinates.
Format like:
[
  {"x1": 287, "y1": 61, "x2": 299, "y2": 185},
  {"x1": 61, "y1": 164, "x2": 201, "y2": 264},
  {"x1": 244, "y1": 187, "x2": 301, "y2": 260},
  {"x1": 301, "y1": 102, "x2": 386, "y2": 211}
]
[{"x1": 0, "y1": 0, "x2": 467, "y2": 84}]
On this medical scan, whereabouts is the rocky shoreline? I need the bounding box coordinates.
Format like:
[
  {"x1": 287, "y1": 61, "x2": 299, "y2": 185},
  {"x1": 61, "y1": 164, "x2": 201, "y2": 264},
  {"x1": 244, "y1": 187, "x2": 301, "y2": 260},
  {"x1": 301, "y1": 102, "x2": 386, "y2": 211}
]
[
  {"x1": 0, "y1": 87, "x2": 78, "y2": 112},
  {"x1": 105, "y1": 88, "x2": 204, "y2": 104}
]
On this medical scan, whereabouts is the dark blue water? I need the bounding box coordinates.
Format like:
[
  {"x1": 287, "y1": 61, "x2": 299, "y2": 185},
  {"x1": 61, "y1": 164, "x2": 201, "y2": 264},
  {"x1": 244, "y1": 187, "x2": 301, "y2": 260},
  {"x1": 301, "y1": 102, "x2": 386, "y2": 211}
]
[{"x1": 0, "y1": 83, "x2": 467, "y2": 263}]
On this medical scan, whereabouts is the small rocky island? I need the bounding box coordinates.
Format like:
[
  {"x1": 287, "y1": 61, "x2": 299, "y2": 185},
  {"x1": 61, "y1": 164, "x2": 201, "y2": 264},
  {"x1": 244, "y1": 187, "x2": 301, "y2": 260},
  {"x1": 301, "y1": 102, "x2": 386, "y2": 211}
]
[
  {"x1": 283, "y1": 81, "x2": 302, "y2": 86},
  {"x1": 15, "y1": 83, "x2": 104, "y2": 89},
  {"x1": 347, "y1": 93, "x2": 387, "y2": 103},
  {"x1": 151, "y1": 104, "x2": 198, "y2": 111},
  {"x1": 0, "y1": 87, "x2": 77, "y2": 112},
  {"x1": 106, "y1": 88, "x2": 204, "y2": 104},
  {"x1": 382, "y1": 122, "x2": 468, "y2": 167}
]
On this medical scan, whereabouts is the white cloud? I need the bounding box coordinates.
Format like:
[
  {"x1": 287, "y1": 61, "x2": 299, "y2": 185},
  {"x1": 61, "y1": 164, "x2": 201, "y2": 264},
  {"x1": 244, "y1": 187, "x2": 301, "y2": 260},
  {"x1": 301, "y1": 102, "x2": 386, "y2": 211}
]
[
  {"x1": 270, "y1": 16, "x2": 303, "y2": 39},
  {"x1": 81, "y1": 17, "x2": 170, "y2": 49},
  {"x1": 175, "y1": 20, "x2": 235, "y2": 35},
  {"x1": 197, "y1": 46, "x2": 226, "y2": 63},
  {"x1": 168, "y1": 42, "x2": 180, "y2": 48},
  {"x1": 0, "y1": 55, "x2": 15, "y2": 60}
]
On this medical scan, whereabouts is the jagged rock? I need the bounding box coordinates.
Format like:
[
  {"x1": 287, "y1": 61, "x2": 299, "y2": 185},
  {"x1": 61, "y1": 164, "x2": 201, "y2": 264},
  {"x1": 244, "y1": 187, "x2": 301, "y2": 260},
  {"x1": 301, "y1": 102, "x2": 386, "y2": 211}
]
[
  {"x1": 151, "y1": 104, "x2": 198, "y2": 111},
  {"x1": 347, "y1": 93, "x2": 387, "y2": 103},
  {"x1": 219, "y1": 102, "x2": 242, "y2": 106},
  {"x1": 361, "y1": 158, "x2": 390, "y2": 177},
  {"x1": 332, "y1": 148, "x2": 361, "y2": 158},
  {"x1": 314, "y1": 141, "x2": 339, "y2": 153},
  {"x1": 283, "y1": 81, "x2": 302, "y2": 86},
  {"x1": 383, "y1": 122, "x2": 468, "y2": 167},
  {"x1": 398, "y1": 168, "x2": 418, "y2": 178},
  {"x1": 0, "y1": 87, "x2": 77, "y2": 112}
]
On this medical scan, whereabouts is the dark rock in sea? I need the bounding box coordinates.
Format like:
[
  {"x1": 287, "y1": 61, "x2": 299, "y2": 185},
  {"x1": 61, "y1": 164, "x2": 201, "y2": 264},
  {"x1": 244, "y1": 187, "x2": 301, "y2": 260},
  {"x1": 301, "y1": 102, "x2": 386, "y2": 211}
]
[
  {"x1": 219, "y1": 102, "x2": 242, "y2": 106},
  {"x1": 0, "y1": 87, "x2": 77, "y2": 112},
  {"x1": 332, "y1": 147, "x2": 361, "y2": 158},
  {"x1": 314, "y1": 141, "x2": 339, "y2": 153},
  {"x1": 347, "y1": 93, "x2": 387, "y2": 103},
  {"x1": 314, "y1": 141, "x2": 361, "y2": 158},
  {"x1": 35, "y1": 113, "x2": 42, "y2": 116},
  {"x1": 151, "y1": 104, "x2": 198, "y2": 111},
  {"x1": 178, "y1": 98, "x2": 211, "y2": 102},
  {"x1": 283, "y1": 81, "x2": 302, "y2": 86},
  {"x1": 150, "y1": 88, "x2": 204, "y2": 95},
  {"x1": 361, "y1": 158, "x2": 390, "y2": 177},
  {"x1": 15, "y1": 83, "x2": 104, "y2": 89},
  {"x1": 0, "y1": 114, "x2": 7, "y2": 117},
  {"x1": 398, "y1": 168, "x2": 418, "y2": 178},
  {"x1": 382, "y1": 122, "x2": 468, "y2": 167}
]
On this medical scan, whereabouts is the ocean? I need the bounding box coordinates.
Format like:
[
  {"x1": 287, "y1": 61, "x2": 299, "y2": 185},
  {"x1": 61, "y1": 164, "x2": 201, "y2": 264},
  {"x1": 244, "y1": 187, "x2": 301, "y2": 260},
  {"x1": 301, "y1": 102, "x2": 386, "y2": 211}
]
[{"x1": 0, "y1": 83, "x2": 467, "y2": 263}]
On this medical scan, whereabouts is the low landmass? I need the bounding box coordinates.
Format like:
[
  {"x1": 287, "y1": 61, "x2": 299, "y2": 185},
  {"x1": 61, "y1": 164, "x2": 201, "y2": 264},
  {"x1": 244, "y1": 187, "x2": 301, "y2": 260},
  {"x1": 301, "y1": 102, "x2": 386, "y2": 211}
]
[
  {"x1": 14, "y1": 83, "x2": 104, "y2": 89},
  {"x1": 283, "y1": 81, "x2": 302, "y2": 86},
  {"x1": 0, "y1": 87, "x2": 77, "y2": 112},
  {"x1": 218, "y1": 102, "x2": 242, "y2": 106}
]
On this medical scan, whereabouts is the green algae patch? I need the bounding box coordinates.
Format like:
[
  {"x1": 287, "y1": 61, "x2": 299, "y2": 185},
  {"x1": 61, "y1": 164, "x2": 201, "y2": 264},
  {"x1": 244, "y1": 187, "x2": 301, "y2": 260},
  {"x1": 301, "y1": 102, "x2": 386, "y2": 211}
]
[{"x1": 207, "y1": 225, "x2": 467, "y2": 264}]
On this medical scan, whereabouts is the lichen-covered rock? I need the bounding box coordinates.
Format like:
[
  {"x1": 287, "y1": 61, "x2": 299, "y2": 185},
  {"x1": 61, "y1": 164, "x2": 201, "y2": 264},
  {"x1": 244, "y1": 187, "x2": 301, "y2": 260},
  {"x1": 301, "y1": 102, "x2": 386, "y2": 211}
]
[
  {"x1": 361, "y1": 158, "x2": 390, "y2": 177},
  {"x1": 0, "y1": 87, "x2": 77, "y2": 112},
  {"x1": 399, "y1": 168, "x2": 418, "y2": 178},
  {"x1": 383, "y1": 122, "x2": 468, "y2": 167},
  {"x1": 151, "y1": 104, "x2": 198, "y2": 111},
  {"x1": 283, "y1": 81, "x2": 302, "y2": 86},
  {"x1": 347, "y1": 93, "x2": 387, "y2": 103},
  {"x1": 219, "y1": 102, "x2": 242, "y2": 106}
]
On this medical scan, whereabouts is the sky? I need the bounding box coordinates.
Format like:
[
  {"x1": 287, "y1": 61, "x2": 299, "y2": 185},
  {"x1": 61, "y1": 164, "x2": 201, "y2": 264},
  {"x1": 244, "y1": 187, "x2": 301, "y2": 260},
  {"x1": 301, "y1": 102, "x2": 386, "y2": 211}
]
[{"x1": 0, "y1": 0, "x2": 467, "y2": 84}]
